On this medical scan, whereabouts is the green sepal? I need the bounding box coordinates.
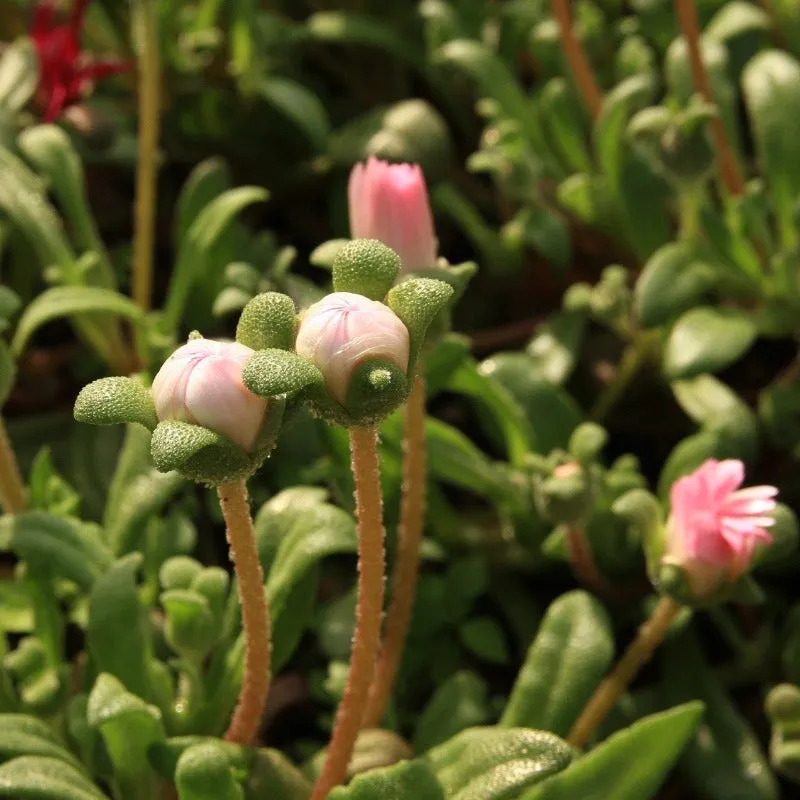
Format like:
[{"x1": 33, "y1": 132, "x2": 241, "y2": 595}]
[
  {"x1": 236, "y1": 292, "x2": 297, "y2": 351},
  {"x1": 332, "y1": 239, "x2": 400, "y2": 300},
  {"x1": 74, "y1": 376, "x2": 158, "y2": 431},
  {"x1": 242, "y1": 349, "x2": 323, "y2": 398},
  {"x1": 150, "y1": 421, "x2": 253, "y2": 485},
  {"x1": 345, "y1": 358, "x2": 409, "y2": 424},
  {"x1": 387, "y1": 277, "x2": 454, "y2": 371},
  {"x1": 612, "y1": 488, "x2": 664, "y2": 578},
  {"x1": 657, "y1": 561, "x2": 766, "y2": 608},
  {"x1": 412, "y1": 261, "x2": 476, "y2": 305},
  {"x1": 302, "y1": 357, "x2": 410, "y2": 428}
]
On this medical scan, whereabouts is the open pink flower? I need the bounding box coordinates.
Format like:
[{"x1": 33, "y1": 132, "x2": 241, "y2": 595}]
[
  {"x1": 295, "y1": 292, "x2": 409, "y2": 405},
  {"x1": 31, "y1": 0, "x2": 132, "y2": 122},
  {"x1": 665, "y1": 459, "x2": 777, "y2": 593},
  {"x1": 151, "y1": 339, "x2": 268, "y2": 452},
  {"x1": 348, "y1": 157, "x2": 437, "y2": 273}
]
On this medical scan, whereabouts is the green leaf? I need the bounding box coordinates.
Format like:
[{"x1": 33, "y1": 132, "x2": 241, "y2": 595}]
[
  {"x1": 522, "y1": 703, "x2": 704, "y2": 800},
  {"x1": 0, "y1": 581, "x2": 33, "y2": 634},
  {"x1": 19, "y1": 126, "x2": 114, "y2": 288},
  {"x1": 413, "y1": 672, "x2": 489, "y2": 755},
  {"x1": 458, "y1": 617, "x2": 509, "y2": 664},
  {"x1": 258, "y1": 77, "x2": 331, "y2": 152},
  {"x1": 500, "y1": 591, "x2": 614, "y2": 737},
  {"x1": 664, "y1": 307, "x2": 757, "y2": 380},
  {"x1": 241, "y1": 350, "x2": 323, "y2": 397},
  {"x1": 87, "y1": 554, "x2": 152, "y2": 700},
  {"x1": 73, "y1": 376, "x2": 158, "y2": 430},
  {"x1": 540, "y1": 78, "x2": 592, "y2": 174},
  {"x1": 426, "y1": 727, "x2": 573, "y2": 799},
  {"x1": 329, "y1": 759, "x2": 444, "y2": 800},
  {"x1": 0, "y1": 38, "x2": 38, "y2": 113},
  {"x1": 266, "y1": 503, "x2": 357, "y2": 670},
  {"x1": 87, "y1": 673, "x2": 165, "y2": 780},
  {"x1": 0, "y1": 714, "x2": 79, "y2": 767},
  {"x1": 11, "y1": 287, "x2": 143, "y2": 357},
  {"x1": 635, "y1": 242, "x2": 717, "y2": 327},
  {"x1": 307, "y1": 12, "x2": 425, "y2": 70},
  {"x1": 175, "y1": 741, "x2": 246, "y2": 800},
  {"x1": 11, "y1": 513, "x2": 112, "y2": 593},
  {"x1": 163, "y1": 186, "x2": 269, "y2": 333},
  {"x1": 661, "y1": 632, "x2": 778, "y2": 800},
  {"x1": 0, "y1": 755, "x2": 106, "y2": 800},
  {"x1": 742, "y1": 50, "x2": 800, "y2": 249},
  {"x1": 175, "y1": 158, "x2": 231, "y2": 246}
]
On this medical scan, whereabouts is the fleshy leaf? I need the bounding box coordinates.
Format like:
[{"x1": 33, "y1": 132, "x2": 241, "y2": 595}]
[
  {"x1": 236, "y1": 292, "x2": 297, "y2": 351},
  {"x1": 242, "y1": 349, "x2": 323, "y2": 397},
  {"x1": 329, "y1": 759, "x2": 444, "y2": 799},
  {"x1": 332, "y1": 239, "x2": 401, "y2": 300},
  {"x1": 74, "y1": 377, "x2": 158, "y2": 431}
]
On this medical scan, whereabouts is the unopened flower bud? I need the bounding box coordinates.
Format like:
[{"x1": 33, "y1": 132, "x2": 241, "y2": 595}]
[
  {"x1": 348, "y1": 157, "x2": 437, "y2": 273},
  {"x1": 151, "y1": 338, "x2": 268, "y2": 452},
  {"x1": 663, "y1": 459, "x2": 777, "y2": 600},
  {"x1": 295, "y1": 292, "x2": 410, "y2": 405}
]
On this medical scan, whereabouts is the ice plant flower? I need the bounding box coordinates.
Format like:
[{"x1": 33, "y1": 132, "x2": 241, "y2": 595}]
[
  {"x1": 151, "y1": 338, "x2": 268, "y2": 452},
  {"x1": 348, "y1": 157, "x2": 437, "y2": 273},
  {"x1": 664, "y1": 459, "x2": 777, "y2": 597},
  {"x1": 295, "y1": 291, "x2": 410, "y2": 405},
  {"x1": 31, "y1": 0, "x2": 132, "y2": 122}
]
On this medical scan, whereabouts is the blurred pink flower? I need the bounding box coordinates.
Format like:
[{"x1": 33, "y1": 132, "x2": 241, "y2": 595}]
[
  {"x1": 665, "y1": 459, "x2": 777, "y2": 593},
  {"x1": 152, "y1": 339, "x2": 268, "y2": 452},
  {"x1": 31, "y1": 0, "x2": 132, "y2": 122},
  {"x1": 295, "y1": 291, "x2": 409, "y2": 404},
  {"x1": 348, "y1": 157, "x2": 437, "y2": 273}
]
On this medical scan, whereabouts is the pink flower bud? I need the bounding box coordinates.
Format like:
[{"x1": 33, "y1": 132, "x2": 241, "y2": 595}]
[
  {"x1": 348, "y1": 156, "x2": 438, "y2": 272},
  {"x1": 295, "y1": 292, "x2": 410, "y2": 404},
  {"x1": 664, "y1": 459, "x2": 777, "y2": 596},
  {"x1": 151, "y1": 338, "x2": 268, "y2": 452}
]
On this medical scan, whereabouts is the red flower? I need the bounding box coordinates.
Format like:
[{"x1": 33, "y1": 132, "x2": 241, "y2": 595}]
[{"x1": 30, "y1": 0, "x2": 132, "y2": 122}]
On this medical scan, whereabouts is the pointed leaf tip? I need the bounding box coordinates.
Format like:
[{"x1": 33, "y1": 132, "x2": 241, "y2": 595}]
[{"x1": 74, "y1": 377, "x2": 158, "y2": 430}]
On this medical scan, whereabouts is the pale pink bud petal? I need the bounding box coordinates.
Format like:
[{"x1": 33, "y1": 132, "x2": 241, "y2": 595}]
[
  {"x1": 152, "y1": 339, "x2": 267, "y2": 451},
  {"x1": 348, "y1": 156, "x2": 437, "y2": 272},
  {"x1": 295, "y1": 291, "x2": 410, "y2": 404},
  {"x1": 664, "y1": 458, "x2": 778, "y2": 596}
]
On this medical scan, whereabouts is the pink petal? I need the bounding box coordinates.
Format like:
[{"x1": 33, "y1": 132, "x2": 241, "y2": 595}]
[{"x1": 707, "y1": 459, "x2": 745, "y2": 503}]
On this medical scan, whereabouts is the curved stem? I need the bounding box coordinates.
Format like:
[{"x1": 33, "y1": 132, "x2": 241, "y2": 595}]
[
  {"x1": 0, "y1": 415, "x2": 26, "y2": 513},
  {"x1": 567, "y1": 595, "x2": 681, "y2": 748},
  {"x1": 312, "y1": 427, "x2": 386, "y2": 800},
  {"x1": 218, "y1": 481, "x2": 271, "y2": 746},
  {"x1": 674, "y1": 0, "x2": 744, "y2": 196},
  {"x1": 549, "y1": 0, "x2": 603, "y2": 120},
  {"x1": 362, "y1": 376, "x2": 426, "y2": 728},
  {"x1": 565, "y1": 525, "x2": 609, "y2": 594},
  {"x1": 590, "y1": 333, "x2": 655, "y2": 423},
  {"x1": 132, "y1": 0, "x2": 161, "y2": 313}
]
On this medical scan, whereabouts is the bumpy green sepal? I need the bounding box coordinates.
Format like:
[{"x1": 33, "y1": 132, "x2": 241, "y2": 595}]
[
  {"x1": 242, "y1": 349, "x2": 323, "y2": 397},
  {"x1": 332, "y1": 239, "x2": 400, "y2": 300},
  {"x1": 236, "y1": 292, "x2": 297, "y2": 351},
  {"x1": 657, "y1": 561, "x2": 766, "y2": 608},
  {"x1": 387, "y1": 277, "x2": 453, "y2": 371},
  {"x1": 74, "y1": 376, "x2": 158, "y2": 431},
  {"x1": 150, "y1": 421, "x2": 253, "y2": 485},
  {"x1": 303, "y1": 358, "x2": 409, "y2": 428},
  {"x1": 612, "y1": 489, "x2": 664, "y2": 579}
]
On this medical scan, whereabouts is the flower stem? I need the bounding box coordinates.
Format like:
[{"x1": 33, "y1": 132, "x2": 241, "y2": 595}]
[
  {"x1": 362, "y1": 376, "x2": 427, "y2": 728},
  {"x1": 217, "y1": 481, "x2": 271, "y2": 746},
  {"x1": 0, "y1": 415, "x2": 26, "y2": 513},
  {"x1": 312, "y1": 427, "x2": 386, "y2": 800},
  {"x1": 567, "y1": 595, "x2": 681, "y2": 748},
  {"x1": 132, "y1": 0, "x2": 161, "y2": 313},
  {"x1": 674, "y1": 0, "x2": 743, "y2": 196},
  {"x1": 590, "y1": 333, "x2": 655, "y2": 423},
  {"x1": 564, "y1": 525, "x2": 609, "y2": 595},
  {"x1": 549, "y1": 0, "x2": 603, "y2": 120}
]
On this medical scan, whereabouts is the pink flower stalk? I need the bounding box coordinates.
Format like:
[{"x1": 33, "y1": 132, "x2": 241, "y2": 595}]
[
  {"x1": 151, "y1": 339, "x2": 268, "y2": 452},
  {"x1": 31, "y1": 0, "x2": 132, "y2": 122},
  {"x1": 665, "y1": 459, "x2": 777, "y2": 595},
  {"x1": 295, "y1": 292, "x2": 410, "y2": 405},
  {"x1": 348, "y1": 157, "x2": 438, "y2": 273}
]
